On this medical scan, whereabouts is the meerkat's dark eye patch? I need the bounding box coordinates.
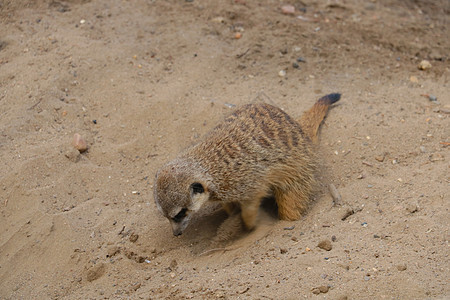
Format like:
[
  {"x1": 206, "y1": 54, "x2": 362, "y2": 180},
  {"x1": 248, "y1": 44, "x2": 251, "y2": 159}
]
[
  {"x1": 172, "y1": 208, "x2": 187, "y2": 223},
  {"x1": 190, "y1": 182, "x2": 204, "y2": 194}
]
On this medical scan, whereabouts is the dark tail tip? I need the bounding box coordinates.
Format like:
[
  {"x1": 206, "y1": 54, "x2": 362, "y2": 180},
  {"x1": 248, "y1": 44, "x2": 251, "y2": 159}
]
[{"x1": 318, "y1": 93, "x2": 341, "y2": 105}]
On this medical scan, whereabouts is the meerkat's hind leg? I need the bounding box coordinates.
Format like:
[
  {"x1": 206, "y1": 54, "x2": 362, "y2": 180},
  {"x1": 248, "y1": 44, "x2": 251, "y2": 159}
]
[{"x1": 274, "y1": 187, "x2": 309, "y2": 221}]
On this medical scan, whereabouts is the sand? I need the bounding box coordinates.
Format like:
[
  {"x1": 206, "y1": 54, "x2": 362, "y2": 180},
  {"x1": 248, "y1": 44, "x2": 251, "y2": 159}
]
[{"x1": 1, "y1": 0, "x2": 449, "y2": 299}]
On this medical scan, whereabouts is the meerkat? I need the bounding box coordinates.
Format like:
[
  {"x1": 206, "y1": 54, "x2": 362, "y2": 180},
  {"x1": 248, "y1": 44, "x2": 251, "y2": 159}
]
[{"x1": 154, "y1": 93, "x2": 341, "y2": 236}]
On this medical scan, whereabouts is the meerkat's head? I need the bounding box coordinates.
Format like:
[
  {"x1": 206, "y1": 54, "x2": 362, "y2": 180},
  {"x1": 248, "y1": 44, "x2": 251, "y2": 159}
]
[{"x1": 154, "y1": 159, "x2": 214, "y2": 236}]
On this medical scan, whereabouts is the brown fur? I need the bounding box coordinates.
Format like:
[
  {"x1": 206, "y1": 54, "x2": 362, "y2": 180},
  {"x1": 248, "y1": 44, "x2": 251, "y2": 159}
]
[{"x1": 154, "y1": 93, "x2": 340, "y2": 236}]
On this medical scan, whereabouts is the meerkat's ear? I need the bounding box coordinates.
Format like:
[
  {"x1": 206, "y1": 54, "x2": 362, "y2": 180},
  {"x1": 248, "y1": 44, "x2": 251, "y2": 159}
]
[
  {"x1": 188, "y1": 182, "x2": 210, "y2": 211},
  {"x1": 190, "y1": 182, "x2": 205, "y2": 195}
]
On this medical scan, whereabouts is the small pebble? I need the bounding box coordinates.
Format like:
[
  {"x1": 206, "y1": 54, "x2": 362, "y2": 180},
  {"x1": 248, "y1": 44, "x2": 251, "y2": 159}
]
[
  {"x1": 281, "y1": 4, "x2": 295, "y2": 14},
  {"x1": 280, "y1": 248, "x2": 288, "y2": 254},
  {"x1": 406, "y1": 204, "x2": 418, "y2": 213},
  {"x1": 234, "y1": 32, "x2": 242, "y2": 39},
  {"x1": 296, "y1": 57, "x2": 306, "y2": 62},
  {"x1": 311, "y1": 285, "x2": 329, "y2": 294},
  {"x1": 375, "y1": 155, "x2": 385, "y2": 162},
  {"x1": 129, "y1": 233, "x2": 139, "y2": 243},
  {"x1": 292, "y1": 62, "x2": 299, "y2": 69},
  {"x1": 429, "y1": 153, "x2": 444, "y2": 162},
  {"x1": 224, "y1": 103, "x2": 236, "y2": 108},
  {"x1": 418, "y1": 60, "x2": 432, "y2": 70},
  {"x1": 211, "y1": 17, "x2": 225, "y2": 23},
  {"x1": 397, "y1": 264, "x2": 407, "y2": 271},
  {"x1": 72, "y1": 133, "x2": 87, "y2": 153},
  {"x1": 169, "y1": 259, "x2": 178, "y2": 271},
  {"x1": 410, "y1": 76, "x2": 419, "y2": 83},
  {"x1": 317, "y1": 240, "x2": 332, "y2": 251},
  {"x1": 278, "y1": 70, "x2": 286, "y2": 77},
  {"x1": 428, "y1": 94, "x2": 437, "y2": 101}
]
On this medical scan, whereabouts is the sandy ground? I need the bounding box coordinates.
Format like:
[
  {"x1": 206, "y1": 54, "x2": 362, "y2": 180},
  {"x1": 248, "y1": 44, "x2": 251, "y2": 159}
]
[{"x1": 0, "y1": 0, "x2": 449, "y2": 299}]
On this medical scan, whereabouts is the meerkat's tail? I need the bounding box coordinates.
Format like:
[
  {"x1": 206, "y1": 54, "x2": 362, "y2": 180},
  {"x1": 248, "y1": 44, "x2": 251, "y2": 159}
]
[{"x1": 299, "y1": 93, "x2": 341, "y2": 143}]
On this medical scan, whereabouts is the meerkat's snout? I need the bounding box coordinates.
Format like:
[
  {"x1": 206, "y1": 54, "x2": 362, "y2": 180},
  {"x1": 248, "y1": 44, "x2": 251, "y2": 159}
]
[
  {"x1": 169, "y1": 182, "x2": 210, "y2": 236},
  {"x1": 169, "y1": 208, "x2": 190, "y2": 236}
]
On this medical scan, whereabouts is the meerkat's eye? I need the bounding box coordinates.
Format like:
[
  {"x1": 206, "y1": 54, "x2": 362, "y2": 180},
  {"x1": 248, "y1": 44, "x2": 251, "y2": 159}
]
[
  {"x1": 172, "y1": 208, "x2": 187, "y2": 223},
  {"x1": 190, "y1": 182, "x2": 204, "y2": 194}
]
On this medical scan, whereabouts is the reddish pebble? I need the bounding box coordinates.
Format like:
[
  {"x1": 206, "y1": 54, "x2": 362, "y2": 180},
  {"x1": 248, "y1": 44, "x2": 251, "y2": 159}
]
[
  {"x1": 72, "y1": 133, "x2": 87, "y2": 153},
  {"x1": 281, "y1": 5, "x2": 295, "y2": 14}
]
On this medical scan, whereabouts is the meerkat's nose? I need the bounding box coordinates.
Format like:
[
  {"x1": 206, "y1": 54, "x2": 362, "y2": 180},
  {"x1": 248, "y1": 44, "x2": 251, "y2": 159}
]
[{"x1": 173, "y1": 229, "x2": 183, "y2": 236}]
